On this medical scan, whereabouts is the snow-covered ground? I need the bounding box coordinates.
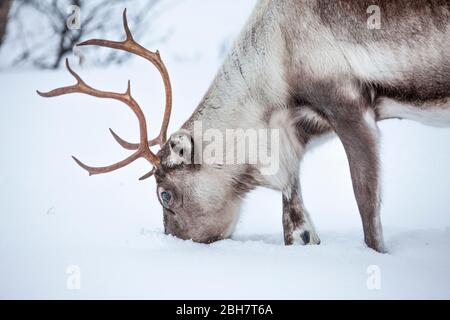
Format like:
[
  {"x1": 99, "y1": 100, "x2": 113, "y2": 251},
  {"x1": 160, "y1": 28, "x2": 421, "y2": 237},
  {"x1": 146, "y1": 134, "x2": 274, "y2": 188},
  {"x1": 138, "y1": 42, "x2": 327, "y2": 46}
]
[{"x1": 1, "y1": 0, "x2": 450, "y2": 299}]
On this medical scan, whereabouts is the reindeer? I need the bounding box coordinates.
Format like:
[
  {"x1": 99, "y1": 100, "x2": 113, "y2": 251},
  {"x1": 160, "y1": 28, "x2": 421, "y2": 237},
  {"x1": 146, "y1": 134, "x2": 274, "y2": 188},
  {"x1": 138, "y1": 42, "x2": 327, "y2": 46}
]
[{"x1": 38, "y1": 1, "x2": 450, "y2": 253}]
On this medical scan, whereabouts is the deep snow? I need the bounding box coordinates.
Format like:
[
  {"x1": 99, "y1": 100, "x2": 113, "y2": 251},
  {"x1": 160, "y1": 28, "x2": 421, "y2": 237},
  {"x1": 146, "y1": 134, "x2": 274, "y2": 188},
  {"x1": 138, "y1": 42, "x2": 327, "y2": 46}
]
[{"x1": 1, "y1": 0, "x2": 450, "y2": 299}]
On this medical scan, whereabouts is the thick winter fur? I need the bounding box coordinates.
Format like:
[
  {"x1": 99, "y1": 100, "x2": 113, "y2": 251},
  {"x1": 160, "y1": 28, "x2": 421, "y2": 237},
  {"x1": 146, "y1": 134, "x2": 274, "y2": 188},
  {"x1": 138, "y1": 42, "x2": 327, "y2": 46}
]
[{"x1": 155, "y1": 0, "x2": 450, "y2": 252}]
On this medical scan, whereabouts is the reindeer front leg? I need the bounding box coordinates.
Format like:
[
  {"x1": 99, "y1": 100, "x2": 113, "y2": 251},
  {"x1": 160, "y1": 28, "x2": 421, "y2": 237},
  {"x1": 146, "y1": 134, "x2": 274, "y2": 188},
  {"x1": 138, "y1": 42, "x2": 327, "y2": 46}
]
[
  {"x1": 329, "y1": 109, "x2": 386, "y2": 253},
  {"x1": 282, "y1": 177, "x2": 320, "y2": 245}
]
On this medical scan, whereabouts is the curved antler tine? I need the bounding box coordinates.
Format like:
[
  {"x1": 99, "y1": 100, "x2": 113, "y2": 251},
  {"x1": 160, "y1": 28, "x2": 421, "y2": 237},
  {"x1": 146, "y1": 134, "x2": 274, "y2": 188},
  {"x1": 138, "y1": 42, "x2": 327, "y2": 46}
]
[
  {"x1": 36, "y1": 85, "x2": 79, "y2": 98},
  {"x1": 64, "y1": 58, "x2": 83, "y2": 84},
  {"x1": 77, "y1": 9, "x2": 132, "y2": 48},
  {"x1": 148, "y1": 137, "x2": 163, "y2": 147},
  {"x1": 109, "y1": 128, "x2": 139, "y2": 150},
  {"x1": 108, "y1": 128, "x2": 164, "y2": 150},
  {"x1": 37, "y1": 59, "x2": 83, "y2": 97},
  {"x1": 72, "y1": 152, "x2": 141, "y2": 176},
  {"x1": 122, "y1": 9, "x2": 133, "y2": 40},
  {"x1": 125, "y1": 80, "x2": 131, "y2": 95},
  {"x1": 139, "y1": 167, "x2": 156, "y2": 181}
]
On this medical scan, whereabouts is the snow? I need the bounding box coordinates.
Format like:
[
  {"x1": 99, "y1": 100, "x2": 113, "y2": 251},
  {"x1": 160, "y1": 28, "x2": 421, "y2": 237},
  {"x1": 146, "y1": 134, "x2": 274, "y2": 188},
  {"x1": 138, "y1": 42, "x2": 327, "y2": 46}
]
[{"x1": 1, "y1": 0, "x2": 450, "y2": 299}]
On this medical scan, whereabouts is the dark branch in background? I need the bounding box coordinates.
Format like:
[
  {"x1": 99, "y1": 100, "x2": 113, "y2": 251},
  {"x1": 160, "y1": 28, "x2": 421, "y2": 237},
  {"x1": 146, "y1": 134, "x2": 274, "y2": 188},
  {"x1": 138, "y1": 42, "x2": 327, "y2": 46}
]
[
  {"x1": 52, "y1": 0, "x2": 81, "y2": 69},
  {"x1": 3, "y1": 0, "x2": 165, "y2": 69},
  {"x1": 0, "y1": 0, "x2": 12, "y2": 47}
]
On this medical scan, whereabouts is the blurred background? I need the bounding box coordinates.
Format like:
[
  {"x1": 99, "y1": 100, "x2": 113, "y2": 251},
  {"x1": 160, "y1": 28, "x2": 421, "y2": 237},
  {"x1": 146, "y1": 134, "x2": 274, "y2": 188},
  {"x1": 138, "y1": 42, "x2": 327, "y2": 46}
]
[
  {"x1": 0, "y1": 0, "x2": 251, "y2": 68},
  {"x1": 0, "y1": 0, "x2": 164, "y2": 68},
  {"x1": 0, "y1": 0, "x2": 449, "y2": 299}
]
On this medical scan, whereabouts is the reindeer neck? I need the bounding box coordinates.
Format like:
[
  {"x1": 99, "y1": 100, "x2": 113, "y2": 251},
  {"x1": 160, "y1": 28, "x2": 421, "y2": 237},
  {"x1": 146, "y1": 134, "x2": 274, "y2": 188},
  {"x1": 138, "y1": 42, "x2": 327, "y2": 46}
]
[{"x1": 182, "y1": 1, "x2": 288, "y2": 134}]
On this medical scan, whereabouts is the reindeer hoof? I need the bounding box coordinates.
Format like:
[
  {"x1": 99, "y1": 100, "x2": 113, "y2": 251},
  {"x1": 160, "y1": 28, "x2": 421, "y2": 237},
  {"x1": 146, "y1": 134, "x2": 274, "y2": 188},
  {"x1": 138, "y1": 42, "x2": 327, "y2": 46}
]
[
  {"x1": 300, "y1": 230, "x2": 311, "y2": 244},
  {"x1": 290, "y1": 227, "x2": 321, "y2": 245}
]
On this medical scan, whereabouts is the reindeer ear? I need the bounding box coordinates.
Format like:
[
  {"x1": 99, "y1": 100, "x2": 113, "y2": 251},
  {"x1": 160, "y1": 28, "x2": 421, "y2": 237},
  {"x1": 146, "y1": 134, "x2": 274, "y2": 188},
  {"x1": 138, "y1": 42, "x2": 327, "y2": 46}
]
[{"x1": 167, "y1": 130, "x2": 194, "y2": 166}]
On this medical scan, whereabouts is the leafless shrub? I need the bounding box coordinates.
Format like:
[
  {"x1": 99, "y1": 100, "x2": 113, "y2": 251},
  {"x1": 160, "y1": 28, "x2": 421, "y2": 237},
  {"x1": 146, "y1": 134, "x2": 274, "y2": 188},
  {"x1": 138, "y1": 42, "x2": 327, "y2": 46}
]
[{"x1": 1, "y1": 0, "x2": 170, "y2": 69}]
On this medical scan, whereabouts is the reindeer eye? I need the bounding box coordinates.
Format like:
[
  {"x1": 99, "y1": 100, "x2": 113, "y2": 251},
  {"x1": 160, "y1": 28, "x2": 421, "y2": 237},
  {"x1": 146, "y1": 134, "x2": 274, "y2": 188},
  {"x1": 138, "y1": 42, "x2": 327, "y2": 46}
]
[{"x1": 160, "y1": 190, "x2": 173, "y2": 207}]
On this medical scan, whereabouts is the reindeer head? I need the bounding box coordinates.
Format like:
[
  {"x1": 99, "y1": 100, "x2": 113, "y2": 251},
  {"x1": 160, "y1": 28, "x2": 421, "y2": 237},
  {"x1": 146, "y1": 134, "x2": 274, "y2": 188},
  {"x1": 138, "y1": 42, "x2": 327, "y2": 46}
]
[
  {"x1": 37, "y1": 10, "x2": 243, "y2": 243},
  {"x1": 154, "y1": 131, "x2": 246, "y2": 243}
]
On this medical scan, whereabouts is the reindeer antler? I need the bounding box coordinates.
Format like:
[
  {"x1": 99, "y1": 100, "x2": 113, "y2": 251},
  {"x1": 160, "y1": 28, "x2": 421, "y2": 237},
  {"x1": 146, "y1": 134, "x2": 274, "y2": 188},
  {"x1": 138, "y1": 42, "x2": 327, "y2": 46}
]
[
  {"x1": 78, "y1": 9, "x2": 172, "y2": 149},
  {"x1": 37, "y1": 9, "x2": 172, "y2": 180}
]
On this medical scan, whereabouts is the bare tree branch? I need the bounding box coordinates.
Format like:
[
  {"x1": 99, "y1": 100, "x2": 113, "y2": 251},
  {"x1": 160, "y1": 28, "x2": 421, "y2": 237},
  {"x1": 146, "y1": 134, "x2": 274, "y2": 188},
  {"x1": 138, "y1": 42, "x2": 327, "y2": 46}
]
[
  {"x1": 2, "y1": 0, "x2": 166, "y2": 69},
  {"x1": 0, "y1": 0, "x2": 12, "y2": 47}
]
